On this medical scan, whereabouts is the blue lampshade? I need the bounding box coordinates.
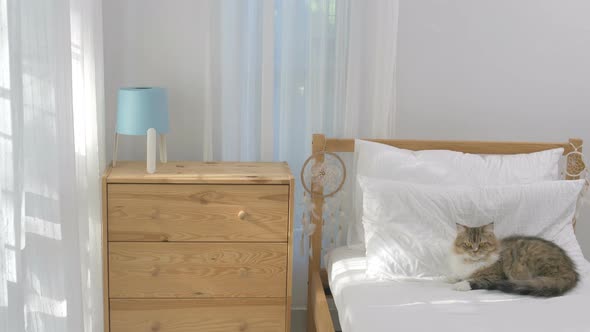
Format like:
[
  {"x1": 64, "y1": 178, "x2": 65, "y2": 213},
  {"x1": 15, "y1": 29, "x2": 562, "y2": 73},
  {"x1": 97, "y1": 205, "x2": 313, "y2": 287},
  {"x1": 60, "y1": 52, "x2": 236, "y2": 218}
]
[{"x1": 116, "y1": 87, "x2": 169, "y2": 135}]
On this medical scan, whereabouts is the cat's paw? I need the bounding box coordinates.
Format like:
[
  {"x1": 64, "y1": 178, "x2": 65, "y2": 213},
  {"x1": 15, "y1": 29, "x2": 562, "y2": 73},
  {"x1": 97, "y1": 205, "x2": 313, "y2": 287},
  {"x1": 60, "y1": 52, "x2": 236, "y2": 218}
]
[
  {"x1": 445, "y1": 276, "x2": 460, "y2": 284},
  {"x1": 452, "y1": 281, "x2": 472, "y2": 291}
]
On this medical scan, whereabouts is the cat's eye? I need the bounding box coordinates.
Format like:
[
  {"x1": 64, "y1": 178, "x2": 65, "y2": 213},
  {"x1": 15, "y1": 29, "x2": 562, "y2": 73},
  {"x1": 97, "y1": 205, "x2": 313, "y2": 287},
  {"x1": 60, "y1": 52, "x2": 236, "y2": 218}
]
[
  {"x1": 462, "y1": 243, "x2": 471, "y2": 249},
  {"x1": 480, "y1": 243, "x2": 489, "y2": 248}
]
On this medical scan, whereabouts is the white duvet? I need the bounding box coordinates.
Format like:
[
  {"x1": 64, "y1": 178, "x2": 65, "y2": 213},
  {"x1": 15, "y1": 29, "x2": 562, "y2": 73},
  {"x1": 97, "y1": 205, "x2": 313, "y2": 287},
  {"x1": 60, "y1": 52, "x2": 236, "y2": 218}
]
[{"x1": 326, "y1": 246, "x2": 590, "y2": 332}]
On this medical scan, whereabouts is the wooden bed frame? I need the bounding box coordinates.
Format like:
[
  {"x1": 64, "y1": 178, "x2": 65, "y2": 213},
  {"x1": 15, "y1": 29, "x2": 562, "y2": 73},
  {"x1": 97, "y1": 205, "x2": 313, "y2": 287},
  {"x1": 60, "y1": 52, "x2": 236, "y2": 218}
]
[{"x1": 306, "y1": 133, "x2": 584, "y2": 332}]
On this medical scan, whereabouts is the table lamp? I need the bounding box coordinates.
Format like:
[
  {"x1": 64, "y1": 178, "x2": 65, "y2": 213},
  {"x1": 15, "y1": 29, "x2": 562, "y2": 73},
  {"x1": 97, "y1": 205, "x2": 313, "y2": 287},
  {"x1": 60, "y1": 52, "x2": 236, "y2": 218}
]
[{"x1": 113, "y1": 87, "x2": 169, "y2": 173}]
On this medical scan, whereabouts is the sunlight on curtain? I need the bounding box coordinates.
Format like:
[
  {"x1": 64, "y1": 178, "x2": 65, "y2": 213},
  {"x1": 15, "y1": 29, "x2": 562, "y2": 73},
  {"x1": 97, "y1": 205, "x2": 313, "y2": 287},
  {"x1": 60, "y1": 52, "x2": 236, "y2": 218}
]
[
  {"x1": 0, "y1": 0, "x2": 104, "y2": 331},
  {"x1": 274, "y1": 0, "x2": 399, "y2": 241},
  {"x1": 210, "y1": 0, "x2": 399, "y2": 309},
  {"x1": 203, "y1": 0, "x2": 275, "y2": 161},
  {"x1": 209, "y1": 0, "x2": 398, "y2": 163},
  {"x1": 269, "y1": 1, "x2": 398, "y2": 309},
  {"x1": 0, "y1": 0, "x2": 14, "y2": 310}
]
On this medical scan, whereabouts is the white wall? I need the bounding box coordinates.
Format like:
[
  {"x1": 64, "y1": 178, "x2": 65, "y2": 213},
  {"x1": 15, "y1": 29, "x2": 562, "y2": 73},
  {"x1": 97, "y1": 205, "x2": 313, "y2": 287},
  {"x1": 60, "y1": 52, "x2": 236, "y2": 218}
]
[
  {"x1": 103, "y1": 1, "x2": 590, "y2": 329},
  {"x1": 396, "y1": 0, "x2": 590, "y2": 256},
  {"x1": 103, "y1": 0, "x2": 214, "y2": 162}
]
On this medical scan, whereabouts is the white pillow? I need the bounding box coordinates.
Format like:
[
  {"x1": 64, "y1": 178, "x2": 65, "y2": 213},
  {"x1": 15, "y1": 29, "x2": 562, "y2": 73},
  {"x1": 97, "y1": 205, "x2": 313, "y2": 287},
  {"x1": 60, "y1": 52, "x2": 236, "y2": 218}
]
[
  {"x1": 359, "y1": 176, "x2": 588, "y2": 280},
  {"x1": 350, "y1": 139, "x2": 564, "y2": 247}
]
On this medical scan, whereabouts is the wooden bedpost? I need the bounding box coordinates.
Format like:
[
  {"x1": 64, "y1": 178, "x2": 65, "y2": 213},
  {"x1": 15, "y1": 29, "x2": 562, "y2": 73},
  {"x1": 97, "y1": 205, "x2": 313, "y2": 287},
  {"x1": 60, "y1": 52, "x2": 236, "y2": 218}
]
[{"x1": 307, "y1": 134, "x2": 326, "y2": 332}]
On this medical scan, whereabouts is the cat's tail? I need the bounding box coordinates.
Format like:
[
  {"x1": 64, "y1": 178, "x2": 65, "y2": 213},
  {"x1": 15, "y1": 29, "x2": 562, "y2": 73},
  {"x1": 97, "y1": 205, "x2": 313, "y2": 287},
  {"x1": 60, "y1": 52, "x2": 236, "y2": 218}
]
[{"x1": 470, "y1": 273, "x2": 579, "y2": 297}]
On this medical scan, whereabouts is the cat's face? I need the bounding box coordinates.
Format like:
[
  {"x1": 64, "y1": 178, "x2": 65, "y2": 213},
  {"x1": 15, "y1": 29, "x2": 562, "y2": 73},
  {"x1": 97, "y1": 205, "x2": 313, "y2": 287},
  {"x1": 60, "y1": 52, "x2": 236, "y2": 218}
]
[{"x1": 454, "y1": 223, "x2": 499, "y2": 261}]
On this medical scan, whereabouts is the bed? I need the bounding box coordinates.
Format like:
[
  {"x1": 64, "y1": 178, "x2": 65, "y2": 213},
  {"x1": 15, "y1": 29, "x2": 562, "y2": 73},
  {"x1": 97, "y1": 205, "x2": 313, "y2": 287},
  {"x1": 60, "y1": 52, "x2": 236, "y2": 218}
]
[
  {"x1": 325, "y1": 246, "x2": 590, "y2": 332},
  {"x1": 306, "y1": 134, "x2": 587, "y2": 332}
]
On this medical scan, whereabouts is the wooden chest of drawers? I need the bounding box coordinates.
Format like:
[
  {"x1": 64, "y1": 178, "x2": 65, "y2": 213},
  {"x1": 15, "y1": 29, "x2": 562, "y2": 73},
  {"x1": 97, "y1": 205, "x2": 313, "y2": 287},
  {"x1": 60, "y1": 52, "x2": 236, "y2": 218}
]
[{"x1": 102, "y1": 162, "x2": 294, "y2": 332}]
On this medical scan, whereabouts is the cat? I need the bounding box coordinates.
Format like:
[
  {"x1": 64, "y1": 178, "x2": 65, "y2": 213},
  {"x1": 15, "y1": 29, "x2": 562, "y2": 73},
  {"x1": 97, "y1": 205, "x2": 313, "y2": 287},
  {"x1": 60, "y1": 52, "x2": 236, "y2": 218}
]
[{"x1": 448, "y1": 223, "x2": 579, "y2": 297}]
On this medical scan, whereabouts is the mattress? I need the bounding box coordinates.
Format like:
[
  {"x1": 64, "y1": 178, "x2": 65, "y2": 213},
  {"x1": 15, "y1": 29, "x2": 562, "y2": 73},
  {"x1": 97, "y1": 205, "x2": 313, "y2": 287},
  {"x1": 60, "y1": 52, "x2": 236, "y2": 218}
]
[{"x1": 326, "y1": 246, "x2": 590, "y2": 332}]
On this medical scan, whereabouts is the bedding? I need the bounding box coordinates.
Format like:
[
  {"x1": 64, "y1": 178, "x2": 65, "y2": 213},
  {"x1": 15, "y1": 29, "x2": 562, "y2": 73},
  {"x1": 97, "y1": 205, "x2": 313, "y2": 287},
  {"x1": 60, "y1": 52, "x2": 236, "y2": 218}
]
[
  {"x1": 326, "y1": 246, "x2": 590, "y2": 332},
  {"x1": 359, "y1": 177, "x2": 589, "y2": 279},
  {"x1": 349, "y1": 139, "x2": 564, "y2": 247}
]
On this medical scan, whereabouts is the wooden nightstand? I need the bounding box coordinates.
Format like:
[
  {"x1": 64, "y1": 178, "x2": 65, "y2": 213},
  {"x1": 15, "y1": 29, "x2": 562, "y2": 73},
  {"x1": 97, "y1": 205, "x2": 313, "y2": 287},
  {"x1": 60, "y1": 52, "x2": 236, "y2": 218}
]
[{"x1": 102, "y1": 161, "x2": 294, "y2": 332}]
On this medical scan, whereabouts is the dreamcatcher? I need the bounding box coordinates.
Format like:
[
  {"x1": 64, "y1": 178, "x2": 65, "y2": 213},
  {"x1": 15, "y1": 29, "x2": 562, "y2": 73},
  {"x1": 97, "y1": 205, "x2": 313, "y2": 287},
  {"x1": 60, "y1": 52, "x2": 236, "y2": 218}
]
[{"x1": 300, "y1": 151, "x2": 347, "y2": 258}]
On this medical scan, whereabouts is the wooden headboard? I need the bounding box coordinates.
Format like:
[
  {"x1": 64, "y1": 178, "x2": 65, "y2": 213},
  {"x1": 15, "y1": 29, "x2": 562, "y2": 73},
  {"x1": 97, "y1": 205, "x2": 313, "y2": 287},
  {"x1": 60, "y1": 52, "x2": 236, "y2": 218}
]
[{"x1": 306, "y1": 133, "x2": 583, "y2": 332}]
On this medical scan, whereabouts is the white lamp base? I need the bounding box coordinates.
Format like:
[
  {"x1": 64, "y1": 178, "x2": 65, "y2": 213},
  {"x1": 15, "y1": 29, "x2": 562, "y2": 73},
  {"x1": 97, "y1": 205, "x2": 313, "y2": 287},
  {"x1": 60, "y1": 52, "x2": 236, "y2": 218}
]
[
  {"x1": 146, "y1": 128, "x2": 157, "y2": 173},
  {"x1": 112, "y1": 132, "x2": 119, "y2": 167},
  {"x1": 111, "y1": 130, "x2": 167, "y2": 173},
  {"x1": 159, "y1": 133, "x2": 167, "y2": 163}
]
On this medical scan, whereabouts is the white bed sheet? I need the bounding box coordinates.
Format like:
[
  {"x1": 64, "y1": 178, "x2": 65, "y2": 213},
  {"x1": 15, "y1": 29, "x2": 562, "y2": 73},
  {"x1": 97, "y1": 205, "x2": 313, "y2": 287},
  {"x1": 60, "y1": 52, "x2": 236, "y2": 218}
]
[{"x1": 326, "y1": 246, "x2": 590, "y2": 332}]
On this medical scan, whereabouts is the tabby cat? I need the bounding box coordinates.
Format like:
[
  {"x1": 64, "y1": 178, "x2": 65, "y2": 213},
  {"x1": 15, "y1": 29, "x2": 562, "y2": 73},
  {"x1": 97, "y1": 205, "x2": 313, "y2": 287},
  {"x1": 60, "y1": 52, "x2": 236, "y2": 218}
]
[{"x1": 448, "y1": 223, "x2": 578, "y2": 297}]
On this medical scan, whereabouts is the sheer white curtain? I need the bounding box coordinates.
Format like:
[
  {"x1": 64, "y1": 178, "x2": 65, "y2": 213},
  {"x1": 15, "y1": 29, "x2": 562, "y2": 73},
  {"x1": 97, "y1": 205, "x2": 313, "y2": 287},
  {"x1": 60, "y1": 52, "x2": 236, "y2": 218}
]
[
  {"x1": 0, "y1": 0, "x2": 397, "y2": 329},
  {"x1": 274, "y1": 0, "x2": 399, "y2": 169},
  {"x1": 207, "y1": 0, "x2": 399, "y2": 222},
  {"x1": 205, "y1": 0, "x2": 398, "y2": 163},
  {"x1": 205, "y1": 0, "x2": 399, "y2": 309},
  {"x1": 0, "y1": 0, "x2": 105, "y2": 331},
  {"x1": 201, "y1": 0, "x2": 275, "y2": 161}
]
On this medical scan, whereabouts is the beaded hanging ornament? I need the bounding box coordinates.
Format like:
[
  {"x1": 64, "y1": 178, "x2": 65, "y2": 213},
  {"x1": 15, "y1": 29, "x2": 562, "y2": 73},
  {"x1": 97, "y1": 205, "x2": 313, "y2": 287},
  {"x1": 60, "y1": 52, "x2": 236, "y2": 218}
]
[
  {"x1": 565, "y1": 143, "x2": 587, "y2": 178},
  {"x1": 565, "y1": 143, "x2": 589, "y2": 227},
  {"x1": 300, "y1": 151, "x2": 347, "y2": 258}
]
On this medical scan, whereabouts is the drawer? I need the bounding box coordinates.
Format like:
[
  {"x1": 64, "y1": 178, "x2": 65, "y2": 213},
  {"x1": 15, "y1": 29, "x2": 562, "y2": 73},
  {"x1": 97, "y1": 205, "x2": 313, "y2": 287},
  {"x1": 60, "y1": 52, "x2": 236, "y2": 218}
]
[
  {"x1": 110, "y1": 298, "x2": 286, "y2": 332},
  {"x1": 107, "y1": 184, "x2": 289, "y2": 242},
  {"x1": 109, "y1": 243, "x2": 287, "y2": 298}
]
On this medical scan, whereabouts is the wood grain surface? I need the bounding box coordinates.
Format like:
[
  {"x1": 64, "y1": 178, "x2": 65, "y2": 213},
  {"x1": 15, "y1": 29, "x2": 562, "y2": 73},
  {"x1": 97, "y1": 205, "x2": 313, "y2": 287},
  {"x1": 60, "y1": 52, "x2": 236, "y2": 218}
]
[
  {"x1": 110, "y1": 298, "x2": 286, "y2": 332},
  {"x1": 324, "y1": 137, "x2": 580, "y2": 155},
  {"x1": 107, "y1": 161, "x2": 293, "y2": 184},
  {"x1": 103, "y1": 162, "x2": 295, "y2": 332},
  {"x1": 108, "y1": 184, "x2": 289, "y2": 242},
  {"x1": 307, "y1": 134, "x2": 327, "y2": 332},
  {"x1": 109, "y1": 242, "x2": 288, "y2": 298}
]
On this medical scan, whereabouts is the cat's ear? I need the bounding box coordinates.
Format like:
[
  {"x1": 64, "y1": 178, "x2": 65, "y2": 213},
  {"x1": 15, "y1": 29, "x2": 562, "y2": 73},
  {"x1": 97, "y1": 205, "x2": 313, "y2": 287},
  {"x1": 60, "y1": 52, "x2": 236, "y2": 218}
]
[
  {"x1": 483, "y1": 222, "x2": 494, "y2": 233},
  {"x1": 456, "y1": 223, "x2": 468, "y2": 233}
]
